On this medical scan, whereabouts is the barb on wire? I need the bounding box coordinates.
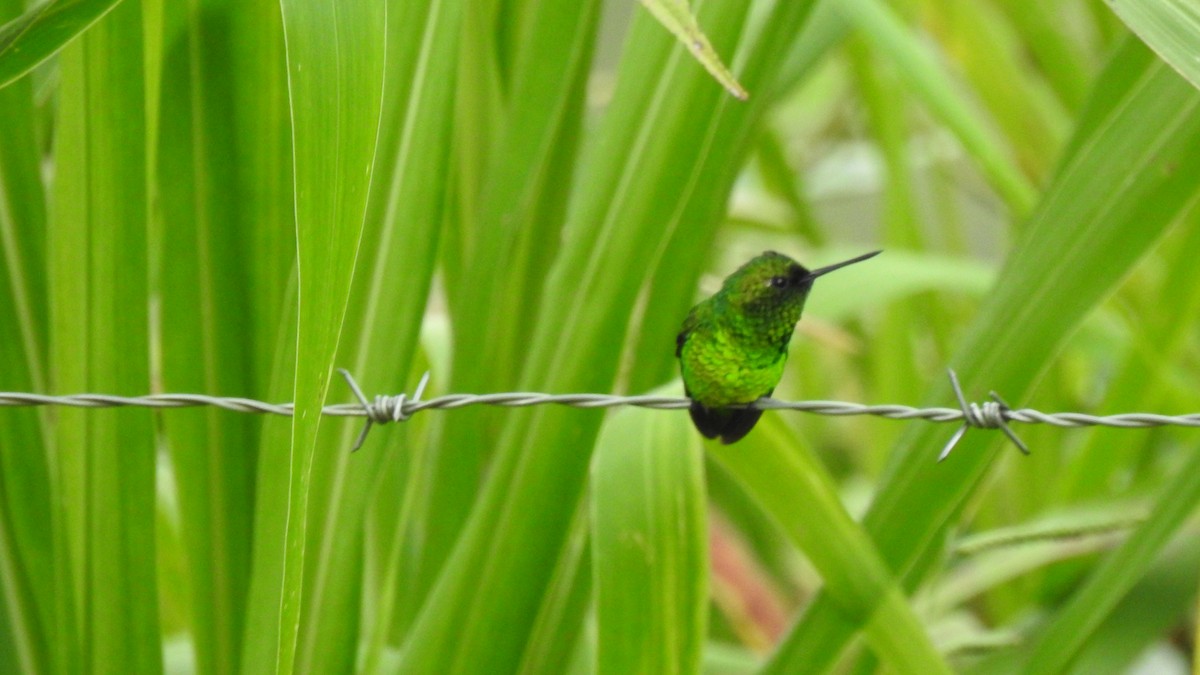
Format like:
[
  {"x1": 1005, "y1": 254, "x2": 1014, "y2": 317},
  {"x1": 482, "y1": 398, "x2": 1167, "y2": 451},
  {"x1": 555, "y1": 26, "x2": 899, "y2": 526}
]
[
  {"x1": 340, "y1": 368, "x2": 430, "y2": 452},
  {"x1": 938, "y1": 369, "x2": 1030, "y2": 462},
  {"x1": 6, "y1": 368, "x2": 1200, "y2": 460}
]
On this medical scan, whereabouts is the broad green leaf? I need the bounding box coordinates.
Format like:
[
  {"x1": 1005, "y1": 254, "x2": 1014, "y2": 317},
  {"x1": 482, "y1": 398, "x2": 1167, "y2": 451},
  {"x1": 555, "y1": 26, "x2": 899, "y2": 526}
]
[
  {"x1": 1056, "y1": 210, "x2": 1200, "y2": 504},
  {"x1": 419, "y1": 0, "x2": 600, "y2": 618},
  {"x1": 1065, "y1": 532, "x2": 1200, "y2": 673},
  {"x1": 228, "y1": 0, "x2": 295, "y2": 392},
  {"x1": 152, "y1": 1, "x2": 258, "y2": 672},
  {"x1": 0, "y1": 1, "x2": 51, "y2": 667},
  {"x1": 1108, "y1": 0, "x2": 1200, "y2": 91},
  {"x1": 296, "y1": 0, "x2": 460, "y2": 670},
  {"x1": 968, "y1": 523, "x2": 1200, "y2": 673},
  {"x1": 517, "y1": 499, "x2": 593, "y2": 675},
  {"x1": 592, "y1": 394, "x2": 707, "y2": 674},
  {"x1": 1019, "y1": 448, "x2": 1200, "y2": 672},
  {"x1": 0, "y1": 0, "x2": 122, "y2": 88},
  {"x1": 640, "y1": 0, "x2": 748, "y2": 99},
  {"x1": 993, "y1": 0, "x2": 1093, "y2": 110},
  {"x1": 49, "y1": 1, "x2": 159, "y2": 671},
  {"x1": 227, "y1": 3, "x2": 297, "y2": 675},
  {"x1": 765, "y1": 37, "x2": 1200, "y2": 673},
  {"x1": 240, "y1": 1, "x2": 386, "y2": 672},
  {"x1": 710, "y1": 416, "x2": 950, "y2": 673}
]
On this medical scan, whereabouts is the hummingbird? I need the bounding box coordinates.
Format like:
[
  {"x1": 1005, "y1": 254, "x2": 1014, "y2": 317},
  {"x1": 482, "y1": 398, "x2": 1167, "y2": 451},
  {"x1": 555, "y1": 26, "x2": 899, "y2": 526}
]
[{"x1": 676, "y1": 250, "x2": 881, "y2": 444}]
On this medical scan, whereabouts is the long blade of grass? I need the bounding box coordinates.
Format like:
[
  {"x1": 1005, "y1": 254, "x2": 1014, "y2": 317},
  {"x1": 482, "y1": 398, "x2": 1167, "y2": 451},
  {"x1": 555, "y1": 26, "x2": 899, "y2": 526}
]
[
  {"x1": 639, "y1": 0, "x2": 748, "y2": 99},
  {"x1": 228, "y1": 0, "x2": 294, "y2": 393},
  {"x1": 228, "y1": 3, "x2": 298, "y2": 674},
  {"x1": 419, "y1": 0, "x2": 600, "y2": 617},
  {"x1": 516, "y1": 498, "x2": 593, "y2": 675},
  {"x1": 295, "y1": 0, "x2": 460, "y2": 670},
  {"x1": 241, "y1": 1, "x2": 385, "y2": 672},
  {"x1": 1108, "y1": 0, "x2": 1200, "y2": 90},
  {"x1": 0, "y1": 0, "x2": 122, "y2": 88},
  {"x1": 764, "y1": 37, "x2": 1200, "y2": 673},
  {"x1": 1020, "y1": 444, "x2": 1200, "y2": 672},
  {"x1": 49, "y1": 1, "x2": 159, "y2": 670},
  {"x1": 711, "y1": 417, "x2": 950, "y2": 673},
  {"x1": 151, "y1": 1, "x2": 258, "y2": 672},
  {"x1": 0, "y1": 0, "x2": 51, "y2": 666},
  {"x1": 1057, "y1": 210, "x2": 1200, "y2": 501},
  {"x1": 917, "y1": 0, "x2": 1069, "y2": 182},
  {"x1": 592, "y1": 395, "x2": 708, "y2": 674},
  {"x1": 1064, "y1": 533, "x2": 1200, "y2": 673}
]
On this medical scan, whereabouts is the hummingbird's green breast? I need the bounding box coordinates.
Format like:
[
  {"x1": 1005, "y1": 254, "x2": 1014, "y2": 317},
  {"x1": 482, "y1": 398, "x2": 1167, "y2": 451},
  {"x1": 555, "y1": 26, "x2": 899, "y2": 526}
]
[{"x1": 679, "y1": 318, "x2": 789, "y2": 407}]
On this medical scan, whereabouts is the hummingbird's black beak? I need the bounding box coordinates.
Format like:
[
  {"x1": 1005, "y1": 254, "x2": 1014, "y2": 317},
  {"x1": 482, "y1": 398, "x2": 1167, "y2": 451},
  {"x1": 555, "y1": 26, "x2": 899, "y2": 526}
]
[{"x1": 804, "y1": 250, "x2": 882, "y2": 281}]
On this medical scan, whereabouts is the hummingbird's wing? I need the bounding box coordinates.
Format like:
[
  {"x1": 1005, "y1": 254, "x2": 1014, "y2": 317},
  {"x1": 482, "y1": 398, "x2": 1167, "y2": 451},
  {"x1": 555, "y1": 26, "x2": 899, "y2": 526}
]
[
  {"x1": 675, "y1": 318, "x2": 695, "y2": 357},
  {"x1": 675, "y1": 304, "x2": 705, "y2": 357}
]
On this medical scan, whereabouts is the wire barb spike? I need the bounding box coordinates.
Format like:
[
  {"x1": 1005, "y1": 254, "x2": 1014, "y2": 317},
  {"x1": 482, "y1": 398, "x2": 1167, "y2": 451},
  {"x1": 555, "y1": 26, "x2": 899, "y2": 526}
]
[
  {"x1": 340, "y1": 369, "x2": 432, "y2": 453},
  {"x1": 938, "y1": 369, "x2": 1030, "y2": 462}
]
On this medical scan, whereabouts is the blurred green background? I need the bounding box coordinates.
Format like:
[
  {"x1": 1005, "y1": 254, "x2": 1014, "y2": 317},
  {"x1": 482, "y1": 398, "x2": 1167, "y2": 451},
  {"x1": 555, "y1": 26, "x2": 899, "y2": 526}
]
[{"x1": 2, "y1": 0, "x2": 1200, "y2": 673}]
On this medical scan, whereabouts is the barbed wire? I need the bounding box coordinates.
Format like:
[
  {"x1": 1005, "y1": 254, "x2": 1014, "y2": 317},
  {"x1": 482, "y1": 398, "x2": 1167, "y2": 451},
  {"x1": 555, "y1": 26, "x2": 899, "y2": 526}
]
[{"x1": 3, "y1": 369, "x2": 1200, "y2": 459}]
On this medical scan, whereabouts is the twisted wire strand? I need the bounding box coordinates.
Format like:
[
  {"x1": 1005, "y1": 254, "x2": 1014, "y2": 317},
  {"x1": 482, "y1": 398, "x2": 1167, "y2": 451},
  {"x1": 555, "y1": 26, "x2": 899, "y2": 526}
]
[
  {"x1": 4, "y1": 389, "x2": 1200, "y2": 428},
  {"x1": 11, "y1": 367, "x2": 1199, "y2": 459}
]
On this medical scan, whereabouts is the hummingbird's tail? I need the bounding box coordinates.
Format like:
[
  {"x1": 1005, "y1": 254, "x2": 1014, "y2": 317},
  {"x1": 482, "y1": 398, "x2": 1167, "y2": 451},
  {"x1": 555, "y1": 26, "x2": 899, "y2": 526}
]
[{"x1": 688, "y1": 401, "x2": 764, "y2": 445}]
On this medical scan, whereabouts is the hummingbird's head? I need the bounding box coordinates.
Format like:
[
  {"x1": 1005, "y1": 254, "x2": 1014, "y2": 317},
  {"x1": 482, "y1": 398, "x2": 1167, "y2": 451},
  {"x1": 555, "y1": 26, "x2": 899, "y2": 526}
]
[
  {"x1": 721, "y1": 249, "x2": 882, "y2": 326},
  {"x1": 724, "y1": 251, "x2": 812, "y2": 314}
]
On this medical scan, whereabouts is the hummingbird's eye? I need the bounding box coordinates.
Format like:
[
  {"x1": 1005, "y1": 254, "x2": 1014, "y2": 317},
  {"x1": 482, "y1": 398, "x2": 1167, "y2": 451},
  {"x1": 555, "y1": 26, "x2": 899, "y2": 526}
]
[{"x1": 768, "y1": 276, "x2": 789, "y2": 289}]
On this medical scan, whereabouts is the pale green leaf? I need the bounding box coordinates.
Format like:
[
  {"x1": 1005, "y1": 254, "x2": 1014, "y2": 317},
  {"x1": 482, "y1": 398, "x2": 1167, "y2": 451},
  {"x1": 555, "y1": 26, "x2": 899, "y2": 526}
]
[
  {"x1": 0, "y1": 0, "x2": 122, "y2": 88},
  {"x1": 640, "y1": 0, "x2": 748, "y2": 99},
  {"x1": 240, "y1": 1, "x2": 386, "y2": 673},
  {"x1": 49, "y1": 2, "x2": 159, "y2": 671},
  {"x1": 710, "y1": 416, "x2": 950, "y2": 673},
  {"x1": 592, "y1": 392, "x2": 707, "y2": 674},
  {"x1": 1109, "y1": 0, "x2": 1200, "y2": 91}
]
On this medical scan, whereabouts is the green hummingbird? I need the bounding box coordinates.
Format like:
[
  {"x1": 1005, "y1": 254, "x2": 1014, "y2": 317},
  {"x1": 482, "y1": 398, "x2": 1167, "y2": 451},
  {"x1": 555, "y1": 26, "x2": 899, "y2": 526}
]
[{"x1": 676, "y1": 250, "x2": 881, "y2": 443}]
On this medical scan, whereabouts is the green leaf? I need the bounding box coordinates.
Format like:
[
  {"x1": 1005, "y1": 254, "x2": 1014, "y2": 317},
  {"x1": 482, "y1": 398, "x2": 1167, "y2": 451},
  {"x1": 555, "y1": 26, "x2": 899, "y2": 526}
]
[
  {"x1": 1019, "y1": 451, "x2": 1200, "y2": 672},
  {"x1": 0, "y1": 0, "x2": 51, "y2": 668},
  {"x1": 152, "y1": 1, "x2": 259, "y2": 672},
  {"x1": 239, "y1": 1, "x2": 386, "y2": 672},
  {"x1": 592, "y1": 394, "x2": 707, "y2": 674},
  {"x1": 0, "y1": 36, "x2": 51, "y2": 675},
  {"x1": 0, "y1": 0, "x2": 122, "y2": 89},
  {"x1": 710, "y1": 416, "x2": 950, "y2": 673},
  {"x1": 640, "y1": 0, "x2": 748, "y2": 99},
  {"x1": 1108, "y1": 0, "x2": 1200, "y2": 91},
  {"x1": 49, "y1": 1, "x2": 159, "y2": 671},
  {"x1": 295, "y1": 0, "x2": 461, "y2": 669},
  {"x1": 516, "y1": 496, "x2": 593, "y2": 675},
  {"x1": 418, "y1": 0, "x2": 599, "y2": 619},
  {"x1": 765, "y1": 36, "x2": 1200, "y2": 673},
  {"x1": 1064, "y1": 532, "x2": 1200, "y2": 673}
]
